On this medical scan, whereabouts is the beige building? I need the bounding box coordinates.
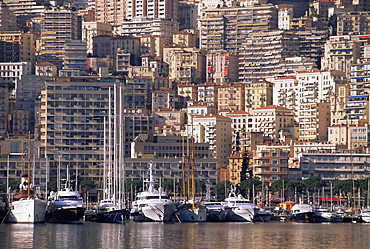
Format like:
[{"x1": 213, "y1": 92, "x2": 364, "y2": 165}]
[
  {"x1": 153, "y1": 108, "x2": 186, "y2": 132},
  {"x1": 0, "y1": 31, "x2": 36, "y2": 66},
  {"x1": 250, "y1": 105, "x2": 296, "y2": 143},
  {"x1": 218, "y1": 82, "x2": 245, "y2": 111},
  {"x1": 228, "y1": 152, "x2": 250, "y2": 185},
  {"x1": 140, "y1": 35, "x2": 166, "y2": 58},
  {"x1": 82, "y1": 22, "x2": 112, "y2": 54},
  {"x1": 299, "y1": 102, "x2": 330, "y2": 141},
  {"x1": 35, "y1": 62, "x2": 58, "y2": 77},
  {"x1": 322, "y1": 36, "x2": 361, "y2": 77},
  {"x1": 197, "y1": 82, "x2": 218, "y2": 107},
  {"x1": 177, "y1": 83, "x2": 197, "y2": 108},
  {"x1": 330, "y1": 83, "x2": 350, "y2": 125},
  {"x1": 252, "y1": 147, "x2": 289, "y2": 187},
  {"x1": 173, "y1": 30, "x2": 197, "y2": 48},
  {"x1": 163, "y1": 44, "x2": 206, "y2": 85},
  {"x1": 95, "y1": 0, "x2": 126, "y2": 26},
  {"x1": 245, "y1": 80, "x2": 274, "y2": 113},
  {"x1": 337, "y1": 11, "x2": 370, "y2": 36},
  {"x1": 191, "y1": 114, "x2": 232, "y2": 167},
  {"x1": 206, "y1": 51, "x2": 239, "y2": 84}
]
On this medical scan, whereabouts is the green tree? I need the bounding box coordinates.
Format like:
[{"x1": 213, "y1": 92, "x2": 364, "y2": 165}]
[
  {"x1": 333, "y1": 179, "x2": 357, "y2": 195},
  {"x1": 48, "y1": 179, "x2": 57, "y2": 192},
  {"x1": 240, "y1": 178, "x2": 262, "y2": 196},
  {"x1": 80, "y1": 179, "x2": 97, "y2": 193},
  {"x1": 270, "y1": 178, "x2": 290, "y2": 193},
  {"x1": 214, "y1": 180, "x2": 232, "y2": 199},
  {"x1": 287, "y1": 180, "x2": 306, "y2": 193},
  {"x1": 303, "y1": 176, "x2": 325, "y2": 190},
  {"x1": 0, "y1": 180, "x2": 19, "y2": 192}
]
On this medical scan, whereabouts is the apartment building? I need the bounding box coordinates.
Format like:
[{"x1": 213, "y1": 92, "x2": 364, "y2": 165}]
[
  {"x1": 39, "y1": 6, "x2": 82, "y2": 68},
  {"x1": 0, "y1": 1, "x2": 18, "y2": 31},
  {"x1": 123, "y1": 76, "x2": 152, "y2": 110},
  {"x1": 187, "y1": 102, "x2": 217, "y2": 124},
  {"x1": 95, "y1": 0, "x2": 126, "y2": 26},
  {"x1": 278, "y1": 4, "x2": 293, "y2": 30},
  {"x1": 111, "y1": 36, "x2": 141, "y2": 66},
  {"x1": 140, "y1": 35, "x2": 166, "y2": 58},
  {"x1": 0, "y1": 61, "x2": 31, "y2": 85},
  {"x1": 191, "y1": 114, "x2": 232, "y2": 167},
  {"x1": 309, "y1": 0, "x2": 335, "y2": 27},
  {"x1": 0, "y1": 32, "x2": 36, "y2": 66},
  {"x1": 59, "y1": 40, "x2": 88, "y2": 77},
  {"x1": 252, "y1": 147, "x2": 289, "y2": 187},
  {"x1": 35, "y1": 62, "x2": 58, "y2": 77},
  {"x1": 322, "y1": 36, "x2": 361, "y2": 77},
  {"x1": 217, "y1": 83, "x2": 245, "y2": 111},
  {"x1": 328, "y1": 124, "x2": 370, "y2": 149},
  {"x1": 0, "y1": 86, "x2": 9, "y2": 136},
  {"x1": 177, "y1": 83, "x2": 197, "y2": 108},
  {"x1": 206, "y1": 51, "x2": 239, "y2": 84},
  {"x1": 245, "y1": 80, "x2": 273, "y2": 113},
  {"x1": 173, "y1": 30, "x2": 197, "y2": 48},
  {"x1": 163, "y1": 45, "x2": 206, "y2": 85},
  {"x1": 152, "y1": 89, "x2": 176, "y2": 111},
  {"x1": 330, "y1": 83, "x2": 350, "y2": 125},
  {"x1": 197, "y1": 82, "x2": 218, "y2": 107},
  {"x1": 274, "y1": 70, "x2": 346, "y2": 120},
  {"x1": 199, "y1": 5, "x2": 278, "y2": 52},
  {"x1": 337, "y1": 11, "x2": 370, "y2": 36},
  {"x1": 153, "y1": 108, "x2": 185, "y2": 132},
  {"x1": 249, "y1": 105, "x2": 296, "y2": 143},
  {"x1": 299, "y1": 150, "x2": 370, "y2": 181},
  {"x1": 298, "y1": 102, "x2": 330, "y2": 141},
  {"x1": 228, "y1": 152, "x2": 251, "y2": 185},
  {"x1": 125, "y1": 0, "x2": 178, "y2": 21},
  {"x1": 239, "y1": 30, "x2": 301, "y2": 83},
  {"x1": 115, "y1": 19, "x2": 179, "y2": 46},
  {"x1": 82, "y1": 22, "x2": 112, "y2": 54}
]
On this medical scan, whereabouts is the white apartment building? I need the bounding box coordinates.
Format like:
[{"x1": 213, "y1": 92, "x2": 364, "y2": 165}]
[
  {"x1": 187, "y1": 102, "x2": 217, "y2": 124},
  {"x1": 126, "y1": 0, "x2": 178, "y2": 20},
  {"x1": 191, "y1": 114, "x2": 232, "y2": 167},
  {"x1": 0, "y1": 62, "x2": 31, "y2": 87},
  {"x1": 278, "y1": 4, "x2": 293, "y2": 30},
  {"x1": 249, "y1": 105, "x2": 296, "y2": 143},
  {"x1": 273, "y1": 70, "x2": 346, "y2": 120}
]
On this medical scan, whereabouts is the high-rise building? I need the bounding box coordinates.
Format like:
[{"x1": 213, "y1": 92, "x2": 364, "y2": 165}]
[
  {"x1": 126, "y1": 0, "x2": 179, "y2": 21},
  {"x1": 199, "y1": 5, "x2": 278, "y2": 52},
  {"x1": 0, "y1": 1, "x2": 17, "y2": 31},
  {"x1": 95, "y1": 0, "x2": 126, "y2": 26},
  {"x1": 0, "y1": 32, "x2": 36, "y2": 67},
  {"x1": 39, "y1": 6, "x2": 82, "y2": 68}
]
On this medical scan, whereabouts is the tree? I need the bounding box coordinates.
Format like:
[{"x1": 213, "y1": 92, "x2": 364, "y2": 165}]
[
  {"x1": 214, "y1": 180, "x2": 232, "y2": 199},
  {"x1": 287, "y1": 180, "x2": 306, "y2": 193},
  {"x1": 270, "y1": 178, "x2": 290, "y2": 193},
  {"x1": 80, "y1": 179, "x2": 97, "y2": 193},
  {"x1": 303, "y1": 176, "x2": 325, "y2": 190},
  {"x1": 0, "y1": 180, "x2": 19, "y2": 193},
  {"x1": 333, "y1": 179, "x2": 357, "y2": 195},
  {"x1": 48, "y1": 179, "x2": 57, "y2": 192},
  {"x1": 239, "y1": 178, "x2": 262, "y2": 196}
]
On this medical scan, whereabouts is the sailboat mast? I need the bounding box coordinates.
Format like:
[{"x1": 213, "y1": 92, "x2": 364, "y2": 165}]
[
  {"x1": 113, "y1": 84, "x2": 117, "y2": 205},
  {"x1": 108, "y1": 87, "x2": 112, "y2": 201},
  {"x1": 103, "y1": 116, "x2": 107, "y2": 200},
  {"x1": 27, "y1": 133, "x2": 31, "y2": 197},
  {"x1": 191, "y1": 136, "x2": 195, "y2": 205},
  {"x1": 181, "y1": 130, "x2": 186, "y2": 200}
]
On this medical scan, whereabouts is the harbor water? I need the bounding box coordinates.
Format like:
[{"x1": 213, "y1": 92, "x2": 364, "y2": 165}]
[{"x1": 1, "y1": 222, "x2": 370, "y2": 249}]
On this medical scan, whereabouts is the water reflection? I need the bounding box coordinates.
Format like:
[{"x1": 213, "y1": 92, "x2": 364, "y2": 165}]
[{"x1": 1, "y1": 222, "x2": 370, "y2": 248}]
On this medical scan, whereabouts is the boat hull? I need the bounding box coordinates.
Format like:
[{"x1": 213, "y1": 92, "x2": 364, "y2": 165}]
[
  {"x1": 291, "y1": 212, "x2": 316, "y2": 223},
  {"x1": 178, "y1": 206, "x2": 207, "y2": 222},
  {"x1": 141, "y1": 204, "x2": 175, "y2": 222},
  {"x1": 6, "y1": 199, "x2": 47, "y2": 224},
  {"x1": 225, "y1": 207, "x2": 259, "y2": 222},
  {"x1": 46, "y1": 207, "x2": 86, "y2": 224},
  {"x1": 206, "y1": 209, "x2": 227, "y2": 222},
  {"x1": 95, "y1": 209, "x2": 129, "y2": 224}
]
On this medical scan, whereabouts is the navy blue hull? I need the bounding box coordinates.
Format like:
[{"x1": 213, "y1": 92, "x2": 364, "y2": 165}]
[
  {"x1": 95, "y1": 209, "x2": 129, "y2": 224},
  {"x1": 291, "y1": 212, "x2": 316, "y2": 223}
]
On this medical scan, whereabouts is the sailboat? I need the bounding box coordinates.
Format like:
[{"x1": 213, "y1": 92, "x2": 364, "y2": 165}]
[
  {"x1": 94, "y1": 89, "x2": 129, "y2": 224},
  {"x1": 131, "y1": 161, "x2": 175, "y2": 222},
  {"x1": 176, "y1": 135, "x2": 207, "y2": 222},
  {"x1": 46, "y1": 167, "x2": 85, "y2": 223},
  {"x1": 6, "y1": 138, "x2": 47, "y2": 224}
]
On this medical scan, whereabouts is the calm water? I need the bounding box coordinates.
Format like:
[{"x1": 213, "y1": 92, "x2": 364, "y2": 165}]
[{"x1": 1, "y1": 222, "x2": 370, "y2": 249}]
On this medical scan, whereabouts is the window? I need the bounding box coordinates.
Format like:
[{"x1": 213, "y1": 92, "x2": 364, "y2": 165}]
[{"x1": 272, "y1": 168, "x2": 278, "y2": 172}]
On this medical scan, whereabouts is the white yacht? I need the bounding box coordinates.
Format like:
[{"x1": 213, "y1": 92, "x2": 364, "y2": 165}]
[
  {"x1": 360, "y1": 208, "x2": 370, "y2": 223},
  {"x1": 46, "y1": 179, "x2": 85, "y2": 223},
  {"x1": 131, "y1": 161, "x2": 175, "y2": 222},
  {"x1": 177, "y1": 200, "x2": 207, "y2": 222},
  {"x1": 222, "y1": 188, "x2": 259, "y2": 222},
  {"x1": 204, "y1": 201, "x2": 227, "y2": 221},
  {"x1": 313, "y1": 208, "x2": 334, "y2": 222},
  {"x1": 6, "y1": 175, "x2": 47, "y2": 224}
]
